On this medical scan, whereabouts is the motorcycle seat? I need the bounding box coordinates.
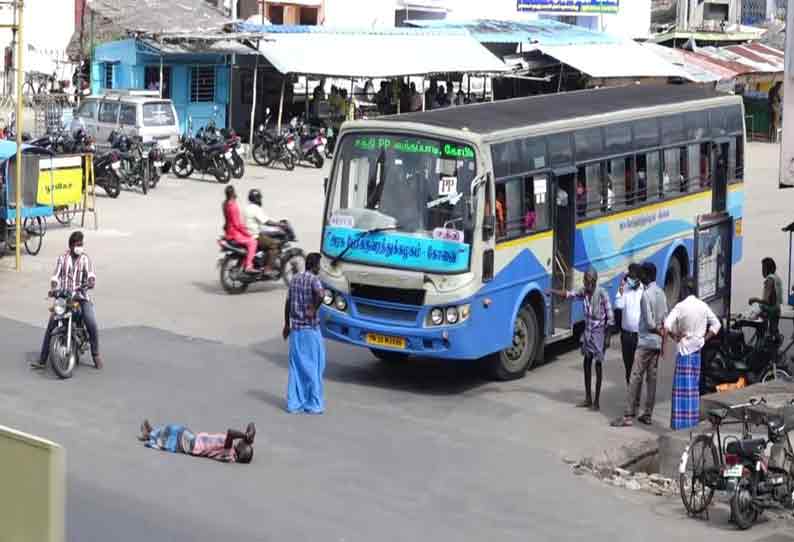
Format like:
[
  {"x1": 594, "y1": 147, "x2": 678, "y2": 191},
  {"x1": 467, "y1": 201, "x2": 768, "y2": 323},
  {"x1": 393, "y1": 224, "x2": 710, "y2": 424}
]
[{"x1": 726, "y1": 438, "x2": 766, "y2": 458}]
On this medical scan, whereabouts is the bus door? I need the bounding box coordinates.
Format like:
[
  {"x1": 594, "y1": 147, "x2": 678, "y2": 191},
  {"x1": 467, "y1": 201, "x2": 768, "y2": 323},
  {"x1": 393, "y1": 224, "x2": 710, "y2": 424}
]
[
  {"x1": 552, "y1": 169, "x2": 576, "y2": 334},
  {"x1": 711, "y1": 139, "x2": 730, "y2": 212}
]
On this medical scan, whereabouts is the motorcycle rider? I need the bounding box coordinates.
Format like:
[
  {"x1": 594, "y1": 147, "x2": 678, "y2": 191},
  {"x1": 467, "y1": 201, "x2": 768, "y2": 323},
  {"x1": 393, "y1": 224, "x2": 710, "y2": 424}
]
[
  {"x1": 33, "y1": 231, "x2": 102, "y2": 370},
  {"x1": 244, "y1": 188, "x2": 281, "y2": 274}
]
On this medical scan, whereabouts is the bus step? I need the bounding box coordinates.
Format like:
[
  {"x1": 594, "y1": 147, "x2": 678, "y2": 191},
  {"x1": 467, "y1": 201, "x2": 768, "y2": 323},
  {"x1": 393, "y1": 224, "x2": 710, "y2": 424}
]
[{"x1": 547, "y1": 328, "x2": 574, "y2": 345}]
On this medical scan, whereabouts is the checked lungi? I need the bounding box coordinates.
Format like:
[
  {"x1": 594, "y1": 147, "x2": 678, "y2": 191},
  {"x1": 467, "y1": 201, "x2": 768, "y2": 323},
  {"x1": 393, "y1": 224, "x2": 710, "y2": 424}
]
[{"x1": 670, "y1": 351, "x2": 701, "y2": 430}]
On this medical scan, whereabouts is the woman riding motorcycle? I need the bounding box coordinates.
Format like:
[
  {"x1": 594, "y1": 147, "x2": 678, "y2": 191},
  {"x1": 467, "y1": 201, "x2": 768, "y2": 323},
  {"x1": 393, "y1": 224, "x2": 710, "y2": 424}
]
[{"x1": 222, "y1": 185, "x2": 257, "y2": 273}]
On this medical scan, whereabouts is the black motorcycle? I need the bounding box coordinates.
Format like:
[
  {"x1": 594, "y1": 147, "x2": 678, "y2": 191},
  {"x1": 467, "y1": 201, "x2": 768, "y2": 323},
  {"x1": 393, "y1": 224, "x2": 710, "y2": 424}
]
[
  {"x1": 93, "y1": 150, "x2": 123, "y2": 198},
  {"x1": 46, "y1": 287, "x2": 91, "y2": 379},
  {"x1": 251, "y1": 111, "x2": 276, "y2": 167},
  {"x1": 729, "y1": 412, "x2": 794, "y2": 529},
  {"x1": 172, "y1": 132, "x2": 232, "y2": 183},
  {"x1": 108, "y1": 131, "x2": 150, "y2": 195},
  {"x1": 200, "y1": 121, "x2": 244, "y2": 179},
  {"x1": 217, "y1": 220, "x2": 305, "y2": 294},
  {"x1": 700, "y1": 315, "x2": 790, "y2": 394}
]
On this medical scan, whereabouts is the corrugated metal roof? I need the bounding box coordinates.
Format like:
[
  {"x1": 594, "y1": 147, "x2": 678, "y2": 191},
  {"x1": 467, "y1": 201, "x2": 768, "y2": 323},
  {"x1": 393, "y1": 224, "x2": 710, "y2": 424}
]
[
  {"x1": 642, "y1": 43, "x2": 728, "y2": 82},
  {"x1": 537, "y1": 42, "x2": 688, "y2": 79},
  {"x1": 136, "y1": 38, "x2": 253, "y2": 56},
  {"x1": 403, "y1": 18, "x2": 621, "y2": 45},
  {"x1": 254, "y1": 29, "x2": 509, "y2": 77}
]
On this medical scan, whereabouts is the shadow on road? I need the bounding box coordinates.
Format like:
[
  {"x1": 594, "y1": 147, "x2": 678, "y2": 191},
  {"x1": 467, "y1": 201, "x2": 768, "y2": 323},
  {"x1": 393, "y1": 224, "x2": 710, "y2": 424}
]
[
  {"x1": 246, "y1": 388, "x2": 285, "y2": 411},
  {"x1": 252, "y1": 337, "x2": 487, "y2": 396}
]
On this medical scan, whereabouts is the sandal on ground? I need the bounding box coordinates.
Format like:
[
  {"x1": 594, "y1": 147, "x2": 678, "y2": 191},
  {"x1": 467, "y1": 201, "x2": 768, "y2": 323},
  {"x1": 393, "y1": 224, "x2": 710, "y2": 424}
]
[
  {"x1": 610, "y1": 417, "x2": 633, "y2": 427},
  {"x1": 637, "y1": 414, "x2": 652, "y2": 425}
]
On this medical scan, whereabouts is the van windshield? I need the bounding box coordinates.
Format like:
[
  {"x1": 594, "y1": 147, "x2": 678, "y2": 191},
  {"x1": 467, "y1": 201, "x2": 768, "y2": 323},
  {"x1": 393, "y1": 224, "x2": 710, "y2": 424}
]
[{"x1": 143, "y1": 102, "x2": 176, "y2": 127}]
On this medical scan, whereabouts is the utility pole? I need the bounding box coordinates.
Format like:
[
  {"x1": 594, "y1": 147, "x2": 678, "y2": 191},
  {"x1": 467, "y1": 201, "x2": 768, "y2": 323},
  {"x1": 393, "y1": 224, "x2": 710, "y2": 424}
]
[{"x1": 778, "y1": 0, "x2": 794, "y2": 187}]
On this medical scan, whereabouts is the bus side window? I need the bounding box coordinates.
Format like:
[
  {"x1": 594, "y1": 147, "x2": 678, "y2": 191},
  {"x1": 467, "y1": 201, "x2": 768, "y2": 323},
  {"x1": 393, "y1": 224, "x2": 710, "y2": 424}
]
[
  {"x1": 607, "y1": 158, "x2": 626, "y2": 210},
  {"x1": 662, "y1": 147, "x2": 682, "y2": 197},
  {"x1": 732, "y1": 135, "x2": 744, "y2": 181},
  {"x1": 644, "y1": 151, "x2": 662, "y2": 201},
  {"x1": 495, "y1": 182, "x2": 507, "y2": 240},
  {"x1": 700, "y1": 143, "x2": 711, "y2": 188},
  {"x1": 527, "y1": 175, "x2": 549, "y2": 232},
  {"x1": 576, "y1": 164, "x2": 603, "y2": 218},
  {"x1": 635, "y1": 154, "x2": 648, "y2": 202}
]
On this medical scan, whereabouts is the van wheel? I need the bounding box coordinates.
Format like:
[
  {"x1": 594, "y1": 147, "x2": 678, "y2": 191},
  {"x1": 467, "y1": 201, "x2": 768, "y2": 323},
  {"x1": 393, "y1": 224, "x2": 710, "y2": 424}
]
[
  {"x1": 489, "y1": 305, "x2": 540, "y2": 381},
  {"x1": 664, "y1": 256, "x2": 683, "y2": 308}
]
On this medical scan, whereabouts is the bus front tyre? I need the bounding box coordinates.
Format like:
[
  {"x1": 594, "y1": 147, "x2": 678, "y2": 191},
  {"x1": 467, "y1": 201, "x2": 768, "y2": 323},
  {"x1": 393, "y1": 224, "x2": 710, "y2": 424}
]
[
  {"x1": 664, "y1": 256, "x2": 683, "y2": 308},
  {"x1": 490, "y1": 305, "x2": 540, "y2": 381}
]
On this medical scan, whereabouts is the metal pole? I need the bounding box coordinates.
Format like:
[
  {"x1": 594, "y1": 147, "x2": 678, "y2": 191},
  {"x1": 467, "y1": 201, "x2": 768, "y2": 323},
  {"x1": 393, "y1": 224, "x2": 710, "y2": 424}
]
[
  {"x1": 89, "y1": 9, "x2": 94, "y2": 91},
  {"x1": 159, "y1": 52, "x2": 163, "y2": 99},
  {"x1": 305, "y1": 76, "x2": 309, "y2": 119},
  {"x1": 277, "y1": 76, "x2": 285, "y2": 133},
  {"x1": 14, "y1": 0, "x2": 23, "y2": 271},
  {"x1": 228, "y1": 53, "x2": 235, "y2": 130},
  {"x1": 422, "y1": 76, "x2": 426, "y2": 111},
  {"x1": 248, "y1": 54, "x2": 259, "y2": 151},
  {"x1": 490, "y1": 76, "x2": 494, "y2": 102}
]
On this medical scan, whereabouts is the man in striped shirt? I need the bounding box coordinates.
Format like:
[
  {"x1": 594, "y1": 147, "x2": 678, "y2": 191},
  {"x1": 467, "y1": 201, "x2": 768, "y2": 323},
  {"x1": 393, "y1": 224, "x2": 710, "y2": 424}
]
[
  {"x1": 139, "y1": 420, "x2": 255, "y2": 464},
  {"x1": 33, "y1": 231, "x2": 102, "y2": 370}
]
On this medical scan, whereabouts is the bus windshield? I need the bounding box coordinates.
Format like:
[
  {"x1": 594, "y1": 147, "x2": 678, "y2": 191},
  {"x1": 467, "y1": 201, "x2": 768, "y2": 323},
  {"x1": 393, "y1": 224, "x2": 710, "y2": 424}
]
[
  {"x1": 327, "y1": 134, "x2": 477, "y2": 232},
  {"x1": 324, "y1": 133, "x2": 478, "y2": 272}
]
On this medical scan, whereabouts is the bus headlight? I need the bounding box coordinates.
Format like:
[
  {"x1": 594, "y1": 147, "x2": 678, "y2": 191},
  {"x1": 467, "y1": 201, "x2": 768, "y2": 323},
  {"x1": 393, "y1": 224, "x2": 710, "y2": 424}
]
[
  {"x1": 334, "y1": 295, "x2": 347, "y2": 311},
  {"x1": 323, "y1": 289, "x2": 334, "y2": 305},
  {"x1": 430, "y1": 308, "x2": 444, "y2": 325},
  {"x1": 445, "y1": 307, "x2": 459, "y2": 324}
]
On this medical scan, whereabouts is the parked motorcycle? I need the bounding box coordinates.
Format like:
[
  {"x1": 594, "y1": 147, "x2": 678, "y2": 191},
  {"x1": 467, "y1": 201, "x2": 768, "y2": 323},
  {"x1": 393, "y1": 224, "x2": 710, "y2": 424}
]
[
  {"x1": 700, "y1": 315, "x2": 789, "y2": 394},
  {"x1": 93, "y1": 149, "x2": 123, "y2": 198},
  {"x1": 288, "y1": 116, "x2": 326, "y2": 169},
  {"x1": 172, "y1": 132, "x2": 232, "y2": 183},
  {"x1": 200, "y1": 121, "x2": 244, "y2": 179},
  {"x1": 46, "y1": 286, "x2": 91, "y2": 379},
  {"x1": 728, "y1": 412, "x2": 794, "y2": 529},
  {"x1": 217, "y1": 220, "x2": 305, "y2": 294},
  {"x1": 108, "y1": 131, "x2": 150, "y2": 195}
]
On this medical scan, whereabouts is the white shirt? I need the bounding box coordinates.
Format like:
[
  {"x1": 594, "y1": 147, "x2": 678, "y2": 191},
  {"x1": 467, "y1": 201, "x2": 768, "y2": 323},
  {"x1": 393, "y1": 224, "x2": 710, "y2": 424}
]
[
  {"x1": 614, "y1": 283, "x2": 644, "y2": 333},
  {"x1": 664, "y1": 295, "x2": 722, "y2": 355},
  {"x1": 243, "y1": 203, "x2": 269, "y2": 237}
]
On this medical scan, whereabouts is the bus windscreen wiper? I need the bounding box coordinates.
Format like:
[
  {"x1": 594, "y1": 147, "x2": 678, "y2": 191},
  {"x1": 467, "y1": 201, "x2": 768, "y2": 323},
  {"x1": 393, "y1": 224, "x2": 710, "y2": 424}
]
[{"x1": 330, "y1": 225, "x2": 398, "y2": 267}]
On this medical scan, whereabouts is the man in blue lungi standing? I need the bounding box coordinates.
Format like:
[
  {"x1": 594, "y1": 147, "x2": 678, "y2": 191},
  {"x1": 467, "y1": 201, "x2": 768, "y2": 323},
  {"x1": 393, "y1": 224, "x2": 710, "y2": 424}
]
[
  {"x1": 664, "y1": 277, "x2": 721, "y2": 430},
  {"x1": 283, "y1": 252, "x2": 326, "y2": 414}
]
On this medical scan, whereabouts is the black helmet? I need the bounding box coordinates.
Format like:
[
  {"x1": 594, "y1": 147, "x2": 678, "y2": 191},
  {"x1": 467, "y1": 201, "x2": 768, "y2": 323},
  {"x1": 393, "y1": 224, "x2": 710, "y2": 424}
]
[{"x1": 248, "y1": 189, "x2": 262, "y2": 206}]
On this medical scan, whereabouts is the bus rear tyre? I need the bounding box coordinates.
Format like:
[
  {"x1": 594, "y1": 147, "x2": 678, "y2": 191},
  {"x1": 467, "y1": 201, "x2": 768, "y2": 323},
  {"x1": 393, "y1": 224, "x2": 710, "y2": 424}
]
[
  {"x1": 489, "y1": 305, "x2": 540, "y2": 381},
  {"x1": 664, "y1": 256, "x2": 683, "y2": 308},
  {"x1": 370, "y1": 348, "x2": 409, "y2": 364}
]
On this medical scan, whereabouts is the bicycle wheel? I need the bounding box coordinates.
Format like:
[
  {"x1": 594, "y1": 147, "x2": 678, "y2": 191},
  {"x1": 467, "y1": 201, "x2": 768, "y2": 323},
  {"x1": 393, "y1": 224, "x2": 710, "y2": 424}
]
[
  {"x1": 54, "y1": 205, "x2": 72, "y2": 226},
  {"x1": 679, "y1": 434, "x2": 719, "y2": 515},
  {"x1": 23, "y1": 216, "x2": 44, "y2": 256}
]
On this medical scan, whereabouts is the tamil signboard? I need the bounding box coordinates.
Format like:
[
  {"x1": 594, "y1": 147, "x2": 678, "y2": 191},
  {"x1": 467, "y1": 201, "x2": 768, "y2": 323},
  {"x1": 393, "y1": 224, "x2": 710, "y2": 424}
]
[{"x1": 517, "y1": 0, "x2": 619, "y2": 13}]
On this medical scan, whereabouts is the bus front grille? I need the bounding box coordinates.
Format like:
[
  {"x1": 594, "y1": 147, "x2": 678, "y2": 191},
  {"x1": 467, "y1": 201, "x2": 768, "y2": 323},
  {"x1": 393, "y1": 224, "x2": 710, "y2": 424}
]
[
  {"x1": 355, "y1": 302, "x2": 419, "y2": 324},
  {"x1": 349, "y1": 283, "x2": 425, "y2": 306}
]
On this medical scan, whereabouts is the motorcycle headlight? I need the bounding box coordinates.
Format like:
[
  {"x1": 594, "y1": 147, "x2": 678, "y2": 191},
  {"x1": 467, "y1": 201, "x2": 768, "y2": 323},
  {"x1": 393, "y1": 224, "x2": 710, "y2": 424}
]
[
  {"x1": 323, "y1": 289, "x2": 334, "y2": 305},
  {"x1": 53, "y1": 299, "x2": 66, "y2": 316},
  {"x1": 430, "y1": 308, "x2": 443, "y2": 326},
  {"x1": 334, "y1": 296, "x2": 347, "y2": 311},
  {"x1": 445, "y1": 307, "x2": 459, "y2": 324}
]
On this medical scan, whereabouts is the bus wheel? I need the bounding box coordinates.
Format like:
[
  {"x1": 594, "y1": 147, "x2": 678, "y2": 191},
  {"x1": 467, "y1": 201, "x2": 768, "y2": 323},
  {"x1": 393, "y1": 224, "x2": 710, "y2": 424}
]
[
  {"x1": 370, "y1": 348, "x2": 409, "y2": 364},
  {"x1": 664, "y1": 256, "x2": 683, "y2": 308},
  {"x1": 490, "y1": 305, "x2": 539, "y2": 381}
]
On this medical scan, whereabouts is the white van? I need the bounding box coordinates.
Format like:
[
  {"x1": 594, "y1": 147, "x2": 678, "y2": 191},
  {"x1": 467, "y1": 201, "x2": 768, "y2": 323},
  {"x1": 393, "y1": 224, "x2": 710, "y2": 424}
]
[{"x1": 72, "y1": 90, "x2": 180, "y2": 153}]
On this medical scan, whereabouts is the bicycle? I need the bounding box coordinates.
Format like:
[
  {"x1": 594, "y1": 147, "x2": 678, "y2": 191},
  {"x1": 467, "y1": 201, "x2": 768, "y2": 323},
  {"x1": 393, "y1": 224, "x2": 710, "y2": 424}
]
[{"x1": 679, "y1": 397, "x2": 766, "y2": 516}]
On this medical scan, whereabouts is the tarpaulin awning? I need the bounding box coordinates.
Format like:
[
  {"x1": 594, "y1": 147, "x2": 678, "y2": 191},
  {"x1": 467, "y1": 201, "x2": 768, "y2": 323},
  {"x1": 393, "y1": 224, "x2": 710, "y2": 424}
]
[
  {"x1": 250, "y1": 28, "x2": 508, "y2": 77},
  {"x1": 537, "y1": 42, "x2": 688, "y2": 79}
]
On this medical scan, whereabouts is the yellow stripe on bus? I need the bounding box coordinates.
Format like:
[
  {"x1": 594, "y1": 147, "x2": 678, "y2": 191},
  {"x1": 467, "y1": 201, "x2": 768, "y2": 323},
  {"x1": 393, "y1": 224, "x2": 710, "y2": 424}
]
[{"x1": 495, "y1": 182, "x2": 744, "y2": 251}]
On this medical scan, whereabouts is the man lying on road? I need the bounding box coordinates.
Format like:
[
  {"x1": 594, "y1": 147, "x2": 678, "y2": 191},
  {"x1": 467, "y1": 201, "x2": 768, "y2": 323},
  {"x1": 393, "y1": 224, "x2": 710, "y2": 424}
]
[{"x1": 138, "y1": 420, "x2": 255, "y2": 464}]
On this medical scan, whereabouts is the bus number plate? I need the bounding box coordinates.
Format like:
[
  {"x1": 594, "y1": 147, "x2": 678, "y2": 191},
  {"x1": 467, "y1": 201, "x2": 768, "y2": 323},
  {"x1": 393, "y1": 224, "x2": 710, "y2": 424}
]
[{"x1": 366, "y1": 333, "x2": 406, "y2": 350}]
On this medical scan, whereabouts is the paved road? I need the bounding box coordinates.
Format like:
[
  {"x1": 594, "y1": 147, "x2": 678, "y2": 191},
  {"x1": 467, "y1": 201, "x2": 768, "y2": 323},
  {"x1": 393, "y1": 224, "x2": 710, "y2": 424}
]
[{"x1": 0, "y1": 144, "x2": 790, "y2": 541}]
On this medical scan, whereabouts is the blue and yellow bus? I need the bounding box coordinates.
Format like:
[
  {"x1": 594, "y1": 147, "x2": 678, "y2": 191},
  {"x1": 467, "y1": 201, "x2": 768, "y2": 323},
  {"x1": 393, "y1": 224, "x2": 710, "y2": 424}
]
[{"x1": 319, "y1": 85, "x2": 744, "y2": 379}]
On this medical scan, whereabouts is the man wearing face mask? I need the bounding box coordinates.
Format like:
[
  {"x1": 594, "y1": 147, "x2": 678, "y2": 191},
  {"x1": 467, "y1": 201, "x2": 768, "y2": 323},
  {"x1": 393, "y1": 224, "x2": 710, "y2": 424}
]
[
  {"x1": 33, "y1": 231, "x2": 102, "y2": 370},
  {"x1": 614, "y1": 263, "x2": 644, "y2": 386}
]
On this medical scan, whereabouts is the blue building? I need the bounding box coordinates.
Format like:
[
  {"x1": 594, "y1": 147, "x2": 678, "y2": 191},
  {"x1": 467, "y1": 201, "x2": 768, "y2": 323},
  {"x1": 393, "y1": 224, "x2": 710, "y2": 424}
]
[{"x1": 91, "y1": 38, "x2": 251, "y2": 135}]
